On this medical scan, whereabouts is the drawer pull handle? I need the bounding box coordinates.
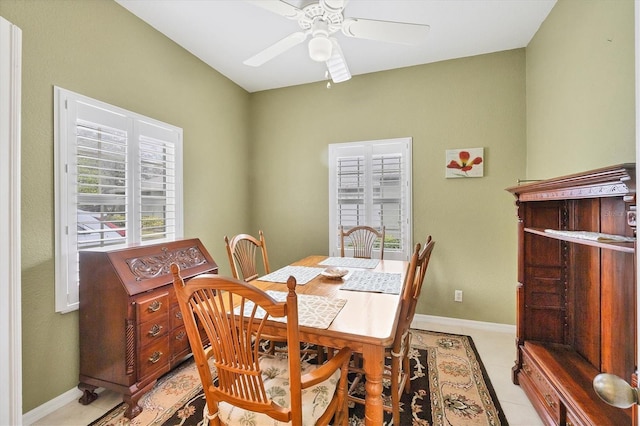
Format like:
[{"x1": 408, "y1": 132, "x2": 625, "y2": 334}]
[
  {"x1": 148, "y1": 301, "x2": 162, "y2": 312},
  {"x1": 148, "y1": 351, "x2": 163, "y2": 364},
  {"x1": 175, "y1": 311, "x2": 183, "y2": 320},
  {"x1": 544, "y1": 394, "x2": 556, "y2": 408},
  {"x1": 148, "y1": 324, "x2": 163, "y2": 337},
  {"x1": 176, "y1": 331, "x2": 186, "y2": 341}
]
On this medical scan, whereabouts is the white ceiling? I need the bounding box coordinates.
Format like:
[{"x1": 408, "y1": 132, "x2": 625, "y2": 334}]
[{"x1": 115, "y1": 0, "x2": 557, "y2": 93}]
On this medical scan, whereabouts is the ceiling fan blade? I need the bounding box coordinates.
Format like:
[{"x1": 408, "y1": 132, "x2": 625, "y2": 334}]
[
  {"x1": 342, "y1": 17, "x2": 430, "y2": 45},
  {"x1": 244, "y1": 0, "x2": 301, "y2": 19},
  {"x1": 243, "y1": 31, "x2": 308, "y2": 67},
  {"x1": 326, "y1": 38, "x2": 351, "y2": 83}
]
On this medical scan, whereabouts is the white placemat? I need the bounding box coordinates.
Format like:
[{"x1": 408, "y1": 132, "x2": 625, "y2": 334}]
[
  {"x1": 340, "y1": 270, "x2": 403, "y2": 294},
  {"x1": 256, "y1": 265, "x2": 324, "y2": 285},
  {"x1": 235, "y1": 290, "x2": 347, "y2": 329},
  {"x1": 319, "y1": 256, "x2": 380, "y2": 269},
  {"x1": 544, "y1": 229, "x2": 636, "y2": 242}
]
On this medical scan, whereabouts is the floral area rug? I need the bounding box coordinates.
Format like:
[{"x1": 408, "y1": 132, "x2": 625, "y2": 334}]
[{"x1": 89, "y1": 330, "x2": 508, "y2": 426}]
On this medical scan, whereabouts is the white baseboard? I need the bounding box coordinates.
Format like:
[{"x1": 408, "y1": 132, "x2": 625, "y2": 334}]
[
  {"x1": 22, "y1": 387, "x2": 82, "y2": 425},
  {"x1": 22, "y1": 387, "x2": 105, "y2": 426},
  {"x1": 24, "y1": 315, "x2": 514, "y2": 425},
  {"x1": 412, "y1": 313, "x2": 516, "y2": 334}
]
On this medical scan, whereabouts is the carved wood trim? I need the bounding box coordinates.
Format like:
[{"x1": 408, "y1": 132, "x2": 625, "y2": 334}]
[
  {"x1": 126, "y1": 245, "x2": 208, "y2": 281},
  {"x1": 126, "y1": 319, "x2": 135, "y2": 375},
  {"x1": 515, "y1": 183, "x2": 630, "y2": 202},
  {"x1": 507, "y1": 164, "x2": 635, "y2": 202},
  {"x1": 560, "y1": 204, "x2": 570, "y2": 344}
]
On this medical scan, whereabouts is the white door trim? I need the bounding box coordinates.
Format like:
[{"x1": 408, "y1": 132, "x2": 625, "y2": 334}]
[
  {"x1": 0, "y1": 16, "x2": 23, "y2": 425},
  {"x1": 635, "y1": 1, "x2": 639, "y2": 421}
]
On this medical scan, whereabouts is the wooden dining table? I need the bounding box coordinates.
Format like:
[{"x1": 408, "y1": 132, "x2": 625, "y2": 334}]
[{"x1": 250, "y1": 255, "x2": 407, "y2": 426}]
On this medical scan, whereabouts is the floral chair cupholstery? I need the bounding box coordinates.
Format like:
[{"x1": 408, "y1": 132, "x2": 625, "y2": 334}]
[{"x1": 171, "y1": 264, "x2": 351, "y2": 426}]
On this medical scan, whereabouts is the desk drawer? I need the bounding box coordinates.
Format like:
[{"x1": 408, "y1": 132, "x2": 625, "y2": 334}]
[
  {"x1": 138, "y1": 338, "x2": 169, "y2": 379},
  {"x1": 138, "y1": 314, "x2": 168, "y2": 348},
  {"x1": 170, "y1": 303, "x2": 185, "y2": 329},
  {"x1": 171, "y1": 326, "x2": 190, "y2": 358},
  {"x1": 136, "y1": 292, "x2": 169, "y2": 324},
  {"x1": 521, "y1": 351, "x2": 560, "y2": 424}
]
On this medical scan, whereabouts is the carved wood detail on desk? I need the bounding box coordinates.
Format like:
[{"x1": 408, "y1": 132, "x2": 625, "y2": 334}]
[
  {"x1": 126, "y1": 245, "x2": 209, "y2": 281},
  {"x1": 78, "y1": 238, "x2": 217, "y2": 419}
]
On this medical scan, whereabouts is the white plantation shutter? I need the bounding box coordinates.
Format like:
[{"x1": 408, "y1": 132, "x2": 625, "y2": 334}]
[
  {"x1": 336, "y1": 155, "x2": 366, "y2": 226},
  {"x1": 137, "y1": 120, "x2": 180, "y2": 242},
  {"x1": 329, "y1": 138, "x2": 412, "y2": 260},
  {"x1": 55, "y1": 87, "x2": 183, "y2": 313},
  {"x1": 74, "y1": 104, "x2": 129, "y2": 250},
  {"x1": 372, "y1": 153, "x2": 403, "y2": 250}
]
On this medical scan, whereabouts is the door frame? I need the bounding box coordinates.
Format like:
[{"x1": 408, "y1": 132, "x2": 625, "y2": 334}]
[
  {"x1": 635, "y1": 2, "x2": 639, "y2": 421},
  {"x1": 0, "y1": 16, "x2": 23, "y2": 425}
]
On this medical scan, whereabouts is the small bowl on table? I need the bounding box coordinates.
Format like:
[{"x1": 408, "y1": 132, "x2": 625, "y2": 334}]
[{"x1": 321, "y1": 267, "x2": 348, "y2": 280}]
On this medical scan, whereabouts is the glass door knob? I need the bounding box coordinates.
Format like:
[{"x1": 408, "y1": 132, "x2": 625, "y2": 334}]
[{"x1": 593, "y1": 373, "x2": 639, "y2": 408}]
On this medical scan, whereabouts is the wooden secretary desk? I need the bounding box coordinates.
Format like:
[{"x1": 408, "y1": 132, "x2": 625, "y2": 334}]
[
  {"x1": 507, "y1": 164, "x2": 637, "y2": 425},
  {"x1": 77, "y1": 238, "x2": 217, "y2": 419}
]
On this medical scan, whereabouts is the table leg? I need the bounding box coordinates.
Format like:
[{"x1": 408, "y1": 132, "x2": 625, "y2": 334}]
[{"x1": 362, "y1": 343, "x2": 385, "y2": 425}]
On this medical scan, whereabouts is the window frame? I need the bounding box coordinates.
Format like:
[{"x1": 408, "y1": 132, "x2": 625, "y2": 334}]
[
  {"x1": 328, "y1": 137, "x2": 412, "y2": 261},
  {"x1": 54, "y1": 87, "x2": 183, "y2": 313}
]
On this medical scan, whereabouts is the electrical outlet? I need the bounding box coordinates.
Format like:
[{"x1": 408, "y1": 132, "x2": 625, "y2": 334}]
[{"x1": 454, "y1": 290, "x2": 463, "y2": 302}]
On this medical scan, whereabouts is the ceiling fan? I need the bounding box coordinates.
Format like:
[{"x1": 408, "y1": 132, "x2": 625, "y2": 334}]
[{"x1": 243, "y1": 0, "x2": 430, "y2": 84}]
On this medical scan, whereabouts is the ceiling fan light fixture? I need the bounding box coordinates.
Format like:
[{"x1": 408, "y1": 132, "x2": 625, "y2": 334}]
[{"x1": 308, "y1": 34, "x2": 333, "y2": 62}]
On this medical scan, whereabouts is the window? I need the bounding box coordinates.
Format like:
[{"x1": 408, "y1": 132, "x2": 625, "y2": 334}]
[
  {"x1": 328, "y1": 138, "x2": 412, "y2": 260},
  {"x1": 54, "y1": 87, "x2": 183, "y2": 313}
]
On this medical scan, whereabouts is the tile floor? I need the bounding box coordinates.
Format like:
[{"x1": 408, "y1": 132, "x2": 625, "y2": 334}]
[{"x1": 30, "y1": 323, "x2": 544, "y2": 425}]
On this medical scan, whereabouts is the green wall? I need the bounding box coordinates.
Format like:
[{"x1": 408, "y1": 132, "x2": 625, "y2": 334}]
[
  {"x1": 249, "y1": 50, "x2": 526, "y2": 326},
  {"x1": 526, "y1": 0, "x2": 635, "y2": 178},
  {"x1": 1, "y1": 0, "x2": 251, "y2": 412},
  {"x1": 1, "y1": 0, "x2": 636, "y2": 416}
]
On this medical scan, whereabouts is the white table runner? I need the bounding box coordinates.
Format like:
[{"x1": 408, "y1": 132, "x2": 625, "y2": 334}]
[
  {"x1": 236, "y1": 290, "x2": 347, "y2": 329},
  {"x1": 339, "y1": 270, "x2": 403, "y2": 294},
  {"x1": 257, "y1": 265, "x2": 325, "y2": 285},
  {"x1": 319, "y1": 257, "x2": 380, "y2": 269}
]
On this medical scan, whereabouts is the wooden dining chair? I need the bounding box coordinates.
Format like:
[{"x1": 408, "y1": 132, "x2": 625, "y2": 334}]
[
  {"x1": 339, "y1": 225, "x2": 386, "y2": 259},
  {"x1": 224, "y1": 230, "x2": 325, "y2": 361},
  {"x1": 347, "y1": 235, "x2": 435, "y2": 425},
  {"x1": 224, "y1": 230, "x2": 270, "y2": 282},
  {"x1": 171, "y1": 265, "x2": 352, "y2": 426}
]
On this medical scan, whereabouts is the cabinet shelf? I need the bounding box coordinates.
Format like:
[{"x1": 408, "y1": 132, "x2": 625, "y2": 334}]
[
  {"x1": 524, "y1": 227, "x2": 635, "y2": 253},
  {"x1": 523, "y1": 341, "x2": 632, "y2": 425},
  {"x1": 507, "y1": 164, "x2": 636, "y2": 425}
]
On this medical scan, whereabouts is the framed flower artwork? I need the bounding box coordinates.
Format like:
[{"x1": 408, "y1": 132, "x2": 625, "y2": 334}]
[{"x1": 445, "y1": 148, "x2": 484, "y2": 178}]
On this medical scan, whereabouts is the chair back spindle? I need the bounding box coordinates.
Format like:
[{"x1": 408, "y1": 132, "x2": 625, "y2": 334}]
[
  {"x1": 339, "y1": 225, "x2": 385, "y2": 259},
  {"x1": 400, "y1": 236, "x2": 436, "y2": 332},
  {"x1": 224, "y1": 230, "x2": 270, "y2": 282},
  {"x1": 171, "y1": 265, "x2": 350, "y2": 425}
]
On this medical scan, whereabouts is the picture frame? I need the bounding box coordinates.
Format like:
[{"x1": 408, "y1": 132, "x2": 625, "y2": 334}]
[{"x1": 445, "y1": 147, "x2": 484, "y2": 178}]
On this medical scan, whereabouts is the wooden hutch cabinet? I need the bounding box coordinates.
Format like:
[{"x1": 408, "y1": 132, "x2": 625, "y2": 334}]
[
  {"x1": 507, "y1": 164, "x2": 637, "y2": 426},
  {"x1": 77, "y1": 238, "x2": 217, "y2": 419}
]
